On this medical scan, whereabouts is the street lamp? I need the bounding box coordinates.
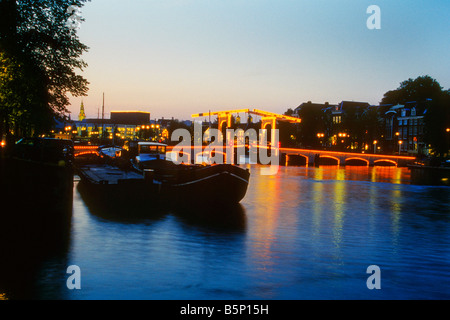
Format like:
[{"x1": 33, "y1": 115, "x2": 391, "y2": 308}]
[
  {"x1": 317, "y1": 133, "x2": 325, "y2": 147},
  {"x1": 373, "y1": 140, "x2": 377, "y2": 154},
  {"x1": 398, "y1": 140, "x2": 403, "y2": 154}
]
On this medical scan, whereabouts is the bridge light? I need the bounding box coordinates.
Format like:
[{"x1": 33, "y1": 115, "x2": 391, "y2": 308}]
[{"x1": 398, "y1": 140, "x2": 403, "y2": 154}]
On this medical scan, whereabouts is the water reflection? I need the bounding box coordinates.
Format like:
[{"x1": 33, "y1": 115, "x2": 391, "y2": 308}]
[
  {"x1": 71, "y1": 180, "x2": 247, "y2": 299},
  {"x1": 173, "y1": 203, "x2": 247, "y2": 233},
  {"x1": 3, "y1": 164, "x2": 449, "y2": 299},
  {"x1": 76, "y1": 180, "x2": 168, "y2": 224},
  {"x1": 250, "y1": 169, "x2": 282, "y2": 261},
  {"x1": 77, "y1": 179, "x2": 247, "y2": 232},
  {"x1": 242, "y1": 165, "x2": 450, "y2": 299},
  {"x1": 312, "y1": 167, "x2": 324, "y2": 237}
]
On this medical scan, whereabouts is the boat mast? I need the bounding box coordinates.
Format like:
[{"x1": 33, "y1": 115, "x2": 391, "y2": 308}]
[{"x1": 102, "y1": 92, "x2": 105, "y2": 141}]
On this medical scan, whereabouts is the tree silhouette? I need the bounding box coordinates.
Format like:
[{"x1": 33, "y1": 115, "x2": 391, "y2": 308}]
[
  {"x1": 381, "y1": 75, "x2": 449, "y2": 157},
  {"x1": 424, "y1": 90, "x2": 450, "y2": 157},
  {"x1": 0, "y1": 0, "x2": 90, "y2": 137},
  {"x1": 381, "y1": 75, "x2": 442, "y2": 105}
]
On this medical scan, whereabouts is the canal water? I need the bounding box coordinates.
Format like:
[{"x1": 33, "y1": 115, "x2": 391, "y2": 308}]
[{"x1": 2, "y1": 165, "x2": 450, "y2": 300}]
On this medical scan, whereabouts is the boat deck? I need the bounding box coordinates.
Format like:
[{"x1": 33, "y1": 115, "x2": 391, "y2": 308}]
[{"x1": 77, "y1": 164, "x2": 144, "y2": 185}]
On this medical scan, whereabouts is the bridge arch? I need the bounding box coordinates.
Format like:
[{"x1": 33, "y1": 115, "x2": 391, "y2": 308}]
[
  {"x1": 374, "y1": 159, "x2": 397, "y2": 167},
  {"x1": 285, "y1": 154, "x2": 309, "y2": 166},
  {"x1": 219, "y1": 119, "x2": 227, "y2": 129},
  {"x1": 318, "y1": 155, "x2": 340, "y2": 166},
  {"x1": 345, "y1": 157, "x2": 369, "y2": 166}
]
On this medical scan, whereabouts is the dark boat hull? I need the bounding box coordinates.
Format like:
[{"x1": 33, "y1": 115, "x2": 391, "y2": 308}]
[{"x1": 156, "y1": 164, "x2": 250, "y2": 205}]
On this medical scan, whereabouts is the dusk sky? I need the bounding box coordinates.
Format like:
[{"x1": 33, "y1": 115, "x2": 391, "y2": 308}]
[{"x1": 68, "y1": 0, "x2": 450, "y2": 121}]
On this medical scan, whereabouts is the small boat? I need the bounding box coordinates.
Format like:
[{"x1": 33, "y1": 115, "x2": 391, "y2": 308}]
[{"x1": 98, "y1": 145, "x2": 123, "y2": 159}]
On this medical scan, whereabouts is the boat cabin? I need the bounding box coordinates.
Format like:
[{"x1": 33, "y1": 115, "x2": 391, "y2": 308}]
[{"x1": 135, "y1": 142, "x2": 167, "y2": 165}]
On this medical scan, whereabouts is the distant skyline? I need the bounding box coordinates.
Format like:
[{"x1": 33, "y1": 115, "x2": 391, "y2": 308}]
[{"x1": 68, "y1": 0, "x2": 450, "y2": 121}]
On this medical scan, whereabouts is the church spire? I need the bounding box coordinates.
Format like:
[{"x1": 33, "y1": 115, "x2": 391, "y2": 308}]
[{"x1": 78, "y1": 100, "x2": 86, "y2": 121}]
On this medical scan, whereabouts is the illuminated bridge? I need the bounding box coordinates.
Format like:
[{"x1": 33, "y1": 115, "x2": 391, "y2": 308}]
[
  {"x1": 165, "y1": 145, "x2": 416, "y2": 167},
  {"x1": 74, "y1": 144, "x2": 415, "y2": 167},
  {"x1": 190, "y1": 108, "x2": 416, "y2": 167},
  {"x1": 280, "y1": 148, "x2": 416, "y2": 167}
]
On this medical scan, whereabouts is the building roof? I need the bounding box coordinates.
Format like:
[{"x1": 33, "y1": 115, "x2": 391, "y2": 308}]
[
  {"x1": 294, "y1": 102, "x2": 337, "y2": 114},
  {"x1": 338, "y1": 101, "x2": 370, "y2": 109},
  {"x1": 75, "y1": 111, "x2": 151, "y2": 126}
]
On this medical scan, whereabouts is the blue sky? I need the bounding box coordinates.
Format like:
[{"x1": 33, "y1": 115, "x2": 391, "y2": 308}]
[{"x1": 69, "y1": 0, "x2": 450, "y2": 121}]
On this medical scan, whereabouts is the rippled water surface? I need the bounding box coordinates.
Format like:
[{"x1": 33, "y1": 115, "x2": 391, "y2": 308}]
[{"x1": 3, "y1": 165, "x2": 450, "y2": 300}]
